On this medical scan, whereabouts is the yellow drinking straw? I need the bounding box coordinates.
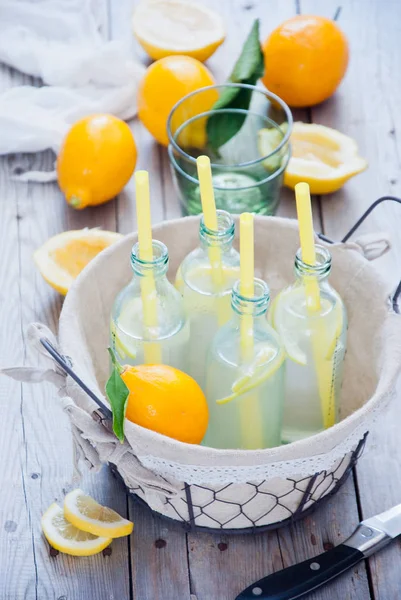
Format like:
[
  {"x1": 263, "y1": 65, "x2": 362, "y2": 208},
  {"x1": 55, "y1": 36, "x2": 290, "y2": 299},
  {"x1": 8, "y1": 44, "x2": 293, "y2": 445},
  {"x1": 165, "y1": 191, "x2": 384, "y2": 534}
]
[
  {"x1": 295, "y1": 182, "x2": 321, "y2": 311},
  {"x1": 196, "y1": 155, "x2": 225, "y2": 324},
  {"x1": 295, "y1": 182, "x2": 335, "y2": 428},
  {"x1": 240, "y1": 213, "x2": 255, "y2": 355},
  {"x1": 135, "y1": 170, "x2": 162, "y2": 364},
  {"x1": 239, "y1": 213, "x2": 263, "y2": 449}
]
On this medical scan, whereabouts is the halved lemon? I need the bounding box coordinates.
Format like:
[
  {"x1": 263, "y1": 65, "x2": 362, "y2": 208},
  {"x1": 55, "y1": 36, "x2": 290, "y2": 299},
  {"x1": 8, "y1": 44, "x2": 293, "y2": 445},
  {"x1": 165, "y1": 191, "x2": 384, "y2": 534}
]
[
  {"x1": 132, "y1": 0, "x2": 225, "y2": 62},
  {"x1": 34, "y1": 228, "x2": 123, "y2": 295},
  {"x1": 41, "y1": 503, "x2": 112, "y2": 556},
  {"x1": 64, "y1": 489, "x2": 133, "y2": 538},
  {"x1": 284, "y1": 122, "x2": 367, "y2": 194}
]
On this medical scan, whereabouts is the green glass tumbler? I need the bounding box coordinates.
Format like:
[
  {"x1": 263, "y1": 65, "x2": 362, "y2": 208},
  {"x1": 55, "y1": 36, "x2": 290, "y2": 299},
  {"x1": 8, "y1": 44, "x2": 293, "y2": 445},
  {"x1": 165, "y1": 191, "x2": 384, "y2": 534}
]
[{"x1": 167, "y1": 84, "x2": 293, "y2": 216}]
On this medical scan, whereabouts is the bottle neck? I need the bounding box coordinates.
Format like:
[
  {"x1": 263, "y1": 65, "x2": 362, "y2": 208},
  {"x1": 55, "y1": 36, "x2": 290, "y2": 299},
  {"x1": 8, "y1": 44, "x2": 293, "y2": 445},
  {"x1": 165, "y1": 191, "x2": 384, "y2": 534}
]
[
  {"x1": 294, "y1": 244, "x2": 332, "y2": 282},
  {"x1": 231, "y1": 279, "x2": 270, "y2": 317},
  {"x1": 131, "y1": 240, "x2": 169, "y2": 278},
  {"x1": 199, "y1": 209, "x2": 235, "y2": 253}
]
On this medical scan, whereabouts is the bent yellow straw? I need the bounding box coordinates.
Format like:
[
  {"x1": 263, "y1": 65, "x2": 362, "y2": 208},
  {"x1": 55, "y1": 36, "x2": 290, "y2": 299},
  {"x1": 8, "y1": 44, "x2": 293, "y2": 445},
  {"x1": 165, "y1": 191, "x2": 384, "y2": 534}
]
[
  {"x1": 294, "y1": 182, "x2": 335, "y2": 428},
  {"x1": 135, "y1": 170, "x2": 162, "y2": 364},
  {"x1": 196, "y1": 155, "x2": 225, "y2": 324},
  {"x1": 239, "y1": 213, "x2": 263, "y2": 449}
]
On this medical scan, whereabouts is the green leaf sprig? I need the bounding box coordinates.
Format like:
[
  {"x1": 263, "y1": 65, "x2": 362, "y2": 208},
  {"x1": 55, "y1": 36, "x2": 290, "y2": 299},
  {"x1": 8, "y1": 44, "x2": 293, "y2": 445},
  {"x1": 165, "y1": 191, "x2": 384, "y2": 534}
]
[
  {"x1": 206, "y1": 19, "x2": 265, "y2": 151},
  {"x1": 106, "y1": 348, "x2": 129, "y2": 443}
]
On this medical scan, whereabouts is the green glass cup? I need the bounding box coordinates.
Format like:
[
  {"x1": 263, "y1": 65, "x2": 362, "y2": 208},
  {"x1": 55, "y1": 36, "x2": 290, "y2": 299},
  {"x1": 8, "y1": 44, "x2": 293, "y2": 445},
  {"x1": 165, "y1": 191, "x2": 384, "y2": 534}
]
[{"x1": 167, "y1": 84, "x2": 293, "y2": 216}]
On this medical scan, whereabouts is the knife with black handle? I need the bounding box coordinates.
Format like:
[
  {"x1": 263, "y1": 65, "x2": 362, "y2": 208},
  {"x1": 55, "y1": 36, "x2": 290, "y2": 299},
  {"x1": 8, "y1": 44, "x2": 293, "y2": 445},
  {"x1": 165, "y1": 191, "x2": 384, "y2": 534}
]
[{"x1": 236, "y1": 504, "x2": 401, "y2": 600}]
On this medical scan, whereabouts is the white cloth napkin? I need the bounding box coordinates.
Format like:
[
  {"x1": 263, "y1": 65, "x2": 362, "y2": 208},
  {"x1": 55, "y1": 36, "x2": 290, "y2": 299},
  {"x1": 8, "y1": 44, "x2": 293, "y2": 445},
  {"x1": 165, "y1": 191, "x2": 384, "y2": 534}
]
[{"x1": 0, "y1": 0, "x2": 145, "y2": 181}]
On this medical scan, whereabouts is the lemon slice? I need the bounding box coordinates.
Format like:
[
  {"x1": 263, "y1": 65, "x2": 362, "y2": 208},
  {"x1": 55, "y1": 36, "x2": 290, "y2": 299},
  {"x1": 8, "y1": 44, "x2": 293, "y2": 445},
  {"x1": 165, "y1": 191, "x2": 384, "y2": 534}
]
[
  {"x1": 110, "y1": 319, "x2": 138, "y2": 361},
  {"x1": 217, "y1": 345, "x2": 285, "y2": 405},
  {"x1": 41, "y1": 503, "x2": 112, "y2": 556},
  {"x1": 132, "y1": 0, "x2": 225, "y2": 62},
  {"x1": 64, "y1": 489, "x2": 133, "y2": 538},
  {"x1": 34, "y1": 229, "x2": 123, "y2": 295},
  {"x1": 284, "y1": 122, "x2": 367, "y2": 194},
  {"x1": 258, "y1": 124, "x2": 289, "y2": 171}
]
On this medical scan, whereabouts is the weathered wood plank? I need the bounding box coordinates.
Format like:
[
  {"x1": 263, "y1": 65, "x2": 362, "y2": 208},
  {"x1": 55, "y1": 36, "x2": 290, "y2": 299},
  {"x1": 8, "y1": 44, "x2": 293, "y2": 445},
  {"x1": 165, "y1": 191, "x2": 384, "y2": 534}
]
[
  {"x1": 0, "y1": 2, "x2": 130, "y2": 596},
  {"x1": 301, "y1": 1, "x2": 401, "y2": 598}
]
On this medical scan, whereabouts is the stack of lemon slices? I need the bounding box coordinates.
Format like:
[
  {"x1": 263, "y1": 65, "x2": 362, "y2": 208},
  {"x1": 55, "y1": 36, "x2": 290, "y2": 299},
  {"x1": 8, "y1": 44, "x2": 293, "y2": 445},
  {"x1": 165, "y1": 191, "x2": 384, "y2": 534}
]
[{"x1": 41, "y1": 489, "x2": 133, "y2": 556}]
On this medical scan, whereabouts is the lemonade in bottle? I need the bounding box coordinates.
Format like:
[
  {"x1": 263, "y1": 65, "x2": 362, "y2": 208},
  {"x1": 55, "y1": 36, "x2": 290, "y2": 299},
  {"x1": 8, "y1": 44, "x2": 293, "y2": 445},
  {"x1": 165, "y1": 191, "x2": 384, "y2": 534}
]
[
  {"x1": 110, "y1": 239, "x2": 189, "y2": 370},
  {"x1": 111, "y1": 170, "x2": 189, "y2": 370},
  {"x1": 271, "y1": 183, "x2": 347, "y2": 443},
  {"x1": 177, "y1": 209, "x2": 240, "y2": 389},
  {"x1": 176, "y1": 156, "x2": 240, "y2": 390},
  {"x1": 204, "y1": 278, "x2": 285, "y2": 449}
]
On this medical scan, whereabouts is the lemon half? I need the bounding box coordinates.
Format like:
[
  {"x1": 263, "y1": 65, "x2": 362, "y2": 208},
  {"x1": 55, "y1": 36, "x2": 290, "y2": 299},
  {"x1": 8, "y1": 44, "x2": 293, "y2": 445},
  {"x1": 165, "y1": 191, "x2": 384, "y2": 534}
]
[
  {"x1": 132, "y1": 0, "x2": 225, "y2": 62},
  {"x1": 64, "y1": 489, "x2": 134, "y2": 538},
  {"x1": 34, "y1": 228, "x2": 123, "y2": 295},
  {"x1": 284, "y1": 122, "x2": 367, "y2": 194},
  {"x1": 41, "y1": 503, "x2": 112, "y2": 556}
]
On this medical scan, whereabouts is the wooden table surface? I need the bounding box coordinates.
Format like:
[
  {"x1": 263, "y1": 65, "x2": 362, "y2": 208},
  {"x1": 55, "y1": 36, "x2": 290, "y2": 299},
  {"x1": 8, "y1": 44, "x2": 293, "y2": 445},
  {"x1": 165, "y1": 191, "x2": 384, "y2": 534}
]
[{"x1": 1, "y1": 0, "x2": 401, "y2": 598}]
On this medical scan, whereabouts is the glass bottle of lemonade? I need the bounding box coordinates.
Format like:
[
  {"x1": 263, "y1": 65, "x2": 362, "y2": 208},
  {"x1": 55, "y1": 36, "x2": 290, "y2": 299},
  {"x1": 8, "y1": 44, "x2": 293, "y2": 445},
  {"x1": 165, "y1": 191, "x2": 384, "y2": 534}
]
[
  {"x1": 203, "y1": 279, "x2": 285, "y2": 450},
  {"x1": 176, "y1": 210, "x2": 240, "y2": 390},
  {"x1": 270, "y1": 245, "x2": 347, "y2": 443},
  {"x1": 111, "y1": 240, "x2": 189, "y2": 370}
]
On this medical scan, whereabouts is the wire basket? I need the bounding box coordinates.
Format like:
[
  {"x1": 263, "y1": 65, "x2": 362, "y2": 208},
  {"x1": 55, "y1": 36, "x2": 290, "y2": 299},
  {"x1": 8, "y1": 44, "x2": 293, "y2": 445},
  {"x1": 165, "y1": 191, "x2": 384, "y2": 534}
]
[{"x1": 7, "y1": 198, "x2": 401, "y2": 534}]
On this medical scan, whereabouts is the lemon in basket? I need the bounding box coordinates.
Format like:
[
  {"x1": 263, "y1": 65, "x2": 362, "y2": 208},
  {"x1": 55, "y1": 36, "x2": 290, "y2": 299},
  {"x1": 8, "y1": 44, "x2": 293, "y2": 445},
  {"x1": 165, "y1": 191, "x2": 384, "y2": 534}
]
[
  {"x1": 122, "y1": 364, "x2": 209, "y2": 444},
  {"x1": 106, "y1": 349, "x2": 209, "y2": 444},
  {"x1": 34, "y1": 228, "x2": 123, "y2": 295}
]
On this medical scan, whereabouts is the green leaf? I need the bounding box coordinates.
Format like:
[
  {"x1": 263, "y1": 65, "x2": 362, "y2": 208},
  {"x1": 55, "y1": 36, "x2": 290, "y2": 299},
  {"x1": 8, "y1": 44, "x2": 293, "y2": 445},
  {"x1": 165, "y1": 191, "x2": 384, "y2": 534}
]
[
  {"x1": 230, "y1": 19, "x2": 265, "y2": 83},
  {"x1": 106, "y1": 348, "x2": 129, "y2": 443},
  {"x1": 206, "y1": 19, "x2": 265, "y2": 151}
]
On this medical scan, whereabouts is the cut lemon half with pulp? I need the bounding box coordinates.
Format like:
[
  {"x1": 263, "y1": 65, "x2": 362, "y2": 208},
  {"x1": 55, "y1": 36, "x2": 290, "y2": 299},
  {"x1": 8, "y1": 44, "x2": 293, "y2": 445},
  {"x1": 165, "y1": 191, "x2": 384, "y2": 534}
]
[
  {"x1": 34, "y1": 228, "x2": 123, "y2": 295},
  {"x1": 216, "y1": 345, "x2": 285, "y2": 405},
  {"x1": 41, "y1": 503, "x2": 112, "y2": 556},
  {"x1": 132, "y1": 0, "x2": 225, "y2": 62},
  {"x1": 284, "y1": 122, "x2": 367, "y2": 194},
  {"x1": 64, "y1": 489, "x2": 133, "y2": 538}
]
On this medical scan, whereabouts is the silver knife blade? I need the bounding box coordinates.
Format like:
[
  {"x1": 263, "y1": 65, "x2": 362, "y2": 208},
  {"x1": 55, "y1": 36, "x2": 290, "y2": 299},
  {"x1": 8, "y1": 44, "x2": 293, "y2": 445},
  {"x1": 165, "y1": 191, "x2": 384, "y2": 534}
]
[{"x1": 362, "y1": 502, "x2": 401, "y2": 538}]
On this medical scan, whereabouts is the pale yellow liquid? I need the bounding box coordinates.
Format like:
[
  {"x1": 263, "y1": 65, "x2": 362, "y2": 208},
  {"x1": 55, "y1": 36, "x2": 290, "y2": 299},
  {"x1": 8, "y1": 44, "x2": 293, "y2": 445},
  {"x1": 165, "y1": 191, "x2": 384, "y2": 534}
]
[
  {"x1": 182, "y1": 264, "x2": 240, "y2": 391},
  {"x1": 110, "y1": 297, "x2": 190, "y2": 371},
  {"x1": 272, "y1": 287, "x2": 346, "y2": 443},
  {"x1": 204, "y1": 343, "x2": 285, "y2": 449}
]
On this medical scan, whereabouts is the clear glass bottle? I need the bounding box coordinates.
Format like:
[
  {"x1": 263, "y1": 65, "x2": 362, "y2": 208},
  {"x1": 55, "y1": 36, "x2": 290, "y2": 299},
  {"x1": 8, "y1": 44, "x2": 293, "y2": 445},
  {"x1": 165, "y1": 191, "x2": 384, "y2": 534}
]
[
  {"x1": 271, "y1": 245, "x2": 347, "y2": 443},
  {"x1": 110, "y1": 240, "x2": 189, "y2": 370},
  {"x1": 176, "y1": 210, "x2": 240, "y2": 391},
  {"x1": 203, "y1": 279, "x2": 285, "y2": 450}
]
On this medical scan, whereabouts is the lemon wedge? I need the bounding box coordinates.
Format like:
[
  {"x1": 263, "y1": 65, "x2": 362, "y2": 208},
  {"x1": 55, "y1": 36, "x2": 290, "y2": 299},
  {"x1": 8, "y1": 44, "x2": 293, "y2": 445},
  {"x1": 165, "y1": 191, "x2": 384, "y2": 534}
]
[
  {"x1": 132, "y1": 0, "x2": 225, "y2": 62},
  {"x1": 41, "y1": 503, "x2": 112, "y2": 556},
  {"x1": 257, "y1": 124, "x2": 289, "y2": 171},
  {"x1": 64, "y1": 489, "x2": 134, "y2": 539},
  {"x1": 216, "y1": 345, "x2": 285, "y2": 405},
  {"x1": 284, "y1": 122, "x2": 367, "y2": 194},
  {"x1": 34, "y1": 228, "x2": 123, "y2": 295}
]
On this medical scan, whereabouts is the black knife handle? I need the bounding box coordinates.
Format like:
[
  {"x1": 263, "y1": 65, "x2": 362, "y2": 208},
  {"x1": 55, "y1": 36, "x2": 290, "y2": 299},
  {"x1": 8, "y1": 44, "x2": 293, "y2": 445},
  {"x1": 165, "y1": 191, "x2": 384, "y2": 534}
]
[{"x1": 236, "y1": 544, "x2": 364, "y2": 600}]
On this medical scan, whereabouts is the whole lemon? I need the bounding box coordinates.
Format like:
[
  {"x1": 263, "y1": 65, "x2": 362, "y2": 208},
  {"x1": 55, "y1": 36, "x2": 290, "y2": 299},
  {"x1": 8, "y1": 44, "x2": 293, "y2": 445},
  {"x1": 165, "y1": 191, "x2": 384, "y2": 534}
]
[
  {"x1": 262, "y1": 15, "x2": 349, "y2": 107},
  {"x1": 57, "y1": 114, "x2": 137, "y2": 209},
  {"x1": 137, "y1": 55, "x2": 217, "y2": 146},
  {"x1": 121, "y1": 364, "x2": 209, "y2": 444}
]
